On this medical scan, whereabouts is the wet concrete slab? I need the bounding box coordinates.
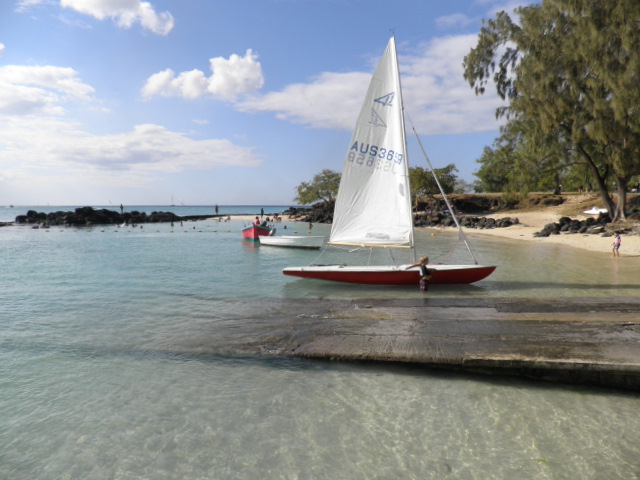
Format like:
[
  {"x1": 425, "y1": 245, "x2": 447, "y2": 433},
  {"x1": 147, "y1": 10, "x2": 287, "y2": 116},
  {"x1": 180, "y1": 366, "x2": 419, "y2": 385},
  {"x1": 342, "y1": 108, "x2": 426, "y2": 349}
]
[{"x1": 240, "y1": 297, "x2": 640, "y2": 391}]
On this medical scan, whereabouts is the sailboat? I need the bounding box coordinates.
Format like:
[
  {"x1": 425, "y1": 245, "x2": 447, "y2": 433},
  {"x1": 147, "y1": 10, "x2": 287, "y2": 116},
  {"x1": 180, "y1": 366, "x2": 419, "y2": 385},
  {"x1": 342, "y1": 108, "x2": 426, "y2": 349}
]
[{"x1": 283, "y1": 36, "x2": 496, "y2": 285}]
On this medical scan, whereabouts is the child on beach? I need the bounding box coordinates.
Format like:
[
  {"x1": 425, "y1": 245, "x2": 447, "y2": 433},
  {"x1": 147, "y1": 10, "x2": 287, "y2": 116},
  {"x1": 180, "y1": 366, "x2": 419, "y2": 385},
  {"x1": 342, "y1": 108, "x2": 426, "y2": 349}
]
[{"x1": 612, "y1": 233, "x2": 621, "y2": 257}]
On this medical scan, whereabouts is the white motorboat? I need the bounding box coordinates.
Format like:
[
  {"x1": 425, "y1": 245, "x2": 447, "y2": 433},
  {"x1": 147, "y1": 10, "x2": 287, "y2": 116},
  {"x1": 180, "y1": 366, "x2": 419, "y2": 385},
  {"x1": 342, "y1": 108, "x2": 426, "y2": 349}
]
[{"x1": 259, "y1": 234, "x2": 324, "y2": 249}]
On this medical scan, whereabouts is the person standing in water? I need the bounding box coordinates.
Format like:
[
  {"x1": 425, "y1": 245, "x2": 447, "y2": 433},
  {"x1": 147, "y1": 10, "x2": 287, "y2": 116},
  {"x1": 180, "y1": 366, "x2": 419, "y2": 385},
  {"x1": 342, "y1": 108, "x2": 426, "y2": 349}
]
[
  {"x1": 612, "y1": 232, "x2": 621, "y2": 257},
  {"x1": 406, "y1": 256, "x2": 432, "y2": 292}
]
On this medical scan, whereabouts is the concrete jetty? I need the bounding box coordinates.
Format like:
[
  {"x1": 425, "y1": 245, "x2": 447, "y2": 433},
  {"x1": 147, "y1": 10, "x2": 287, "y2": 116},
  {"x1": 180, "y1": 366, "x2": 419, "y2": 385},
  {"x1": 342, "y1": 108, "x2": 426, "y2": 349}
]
[{"x1": 232, "y1": 297, "x2": 640, "y2": 392}]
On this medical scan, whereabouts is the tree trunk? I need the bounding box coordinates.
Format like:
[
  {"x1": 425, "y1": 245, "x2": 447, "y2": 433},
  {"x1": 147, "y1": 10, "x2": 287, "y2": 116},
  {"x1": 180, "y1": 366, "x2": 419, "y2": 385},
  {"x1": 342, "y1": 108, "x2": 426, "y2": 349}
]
[
  {"x1": 575, "y1": 145, "x2": 616, "y2": 218},
  {"x1": 615, "y1": 177, "x2": 629, "y2": 220}
]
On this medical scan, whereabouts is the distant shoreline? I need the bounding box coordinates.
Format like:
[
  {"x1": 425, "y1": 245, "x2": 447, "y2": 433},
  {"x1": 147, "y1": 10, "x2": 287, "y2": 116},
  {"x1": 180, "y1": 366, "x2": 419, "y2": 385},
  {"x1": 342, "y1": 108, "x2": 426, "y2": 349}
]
[{"x1": 4, "y1": 197, "x2": 639, "y2": 258}]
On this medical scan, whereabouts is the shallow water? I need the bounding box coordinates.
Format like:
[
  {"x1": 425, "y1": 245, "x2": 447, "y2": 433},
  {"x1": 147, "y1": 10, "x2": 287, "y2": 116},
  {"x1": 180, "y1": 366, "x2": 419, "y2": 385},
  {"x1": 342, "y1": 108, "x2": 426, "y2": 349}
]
[{"x1": 1, "y1": 206, "x2": 639, "y2": 479}]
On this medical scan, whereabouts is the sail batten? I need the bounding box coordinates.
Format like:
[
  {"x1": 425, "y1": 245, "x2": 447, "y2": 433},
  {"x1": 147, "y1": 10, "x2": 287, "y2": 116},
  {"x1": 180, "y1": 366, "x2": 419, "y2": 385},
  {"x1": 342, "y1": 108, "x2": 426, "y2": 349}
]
[{"x1": 329, "y1": 37, "x2": 414, "y2": 249}]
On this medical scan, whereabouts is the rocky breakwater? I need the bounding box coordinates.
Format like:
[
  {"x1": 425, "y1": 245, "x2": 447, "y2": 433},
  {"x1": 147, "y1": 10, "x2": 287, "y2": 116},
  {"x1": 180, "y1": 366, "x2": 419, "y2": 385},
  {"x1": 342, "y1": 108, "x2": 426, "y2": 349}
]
[
  {"x1": 282, "y1": 199, "x2": 519, "y2": 231},
  {"x1": 414, "y1": 212, "x2": 519, "y2": 229},
  {"x1": 15, "y1": 206, "x2": 183, "y2": 228},
  {"x1": 533, "y1": 214, "x2": 612, "y2": 237},
  {"x1": 283, "y1": 202, "x2": 335, "y2": 224}
]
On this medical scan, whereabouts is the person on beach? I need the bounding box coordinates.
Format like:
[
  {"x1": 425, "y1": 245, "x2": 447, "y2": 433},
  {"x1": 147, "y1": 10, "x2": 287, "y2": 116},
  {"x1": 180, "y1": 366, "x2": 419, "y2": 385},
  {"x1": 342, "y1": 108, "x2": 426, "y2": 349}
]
[
  {"x1": 406, "y1": 256, "x2": 432, "y2": 292},
  {"x1": 612, "y1": 232, "x2": 621, "y2": 257}
]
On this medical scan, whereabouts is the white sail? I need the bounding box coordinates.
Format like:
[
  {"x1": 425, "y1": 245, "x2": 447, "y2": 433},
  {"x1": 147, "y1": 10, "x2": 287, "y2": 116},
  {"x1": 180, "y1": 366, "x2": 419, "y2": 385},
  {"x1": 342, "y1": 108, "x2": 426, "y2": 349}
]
[
  {"x1": 329, "y1": 37, "x2": 413, "y2": 248},
  {"x1": 283, "y1": 37, "x2": 496, "y2": 285}
]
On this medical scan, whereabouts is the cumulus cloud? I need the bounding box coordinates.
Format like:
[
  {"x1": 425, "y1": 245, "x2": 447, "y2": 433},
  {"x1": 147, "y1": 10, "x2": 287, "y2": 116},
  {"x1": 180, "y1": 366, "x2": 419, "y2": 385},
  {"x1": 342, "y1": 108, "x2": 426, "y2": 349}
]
[
  {"x1": 0, "y1": 117, "x2": 260, "y2": 193},
  {"x1": 238, "y1": 35, "x2": 505, "y2": 135},
  {"x1": 0, "y1": 65, "x2": 95, "y2": 115},
  {"x1": 239, "y1": 71, "x2": 370, "y2": 130},
  {"x1": 399, "y1": 35, "x2": 506, "y2": 135},
  {"x1": 142, "y1": 50, "x2": 264, "y2": 100},
  {"x1": 0, "y1": 57, "x2": 261, "y2": 202},
  {"x1": 60, "y1": 0, "x2": 174, "y2": 35}
]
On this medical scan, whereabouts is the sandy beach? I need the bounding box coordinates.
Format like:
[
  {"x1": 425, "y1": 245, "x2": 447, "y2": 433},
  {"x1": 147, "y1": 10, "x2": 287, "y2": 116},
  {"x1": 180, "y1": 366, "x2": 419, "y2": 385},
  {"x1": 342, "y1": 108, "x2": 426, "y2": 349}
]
[
  {"x1": 256, "y1": 193, "x2": 640, "y2": 258},
  {"x1": 462, "y1": 194, "x2": 640, "y2": 258}
]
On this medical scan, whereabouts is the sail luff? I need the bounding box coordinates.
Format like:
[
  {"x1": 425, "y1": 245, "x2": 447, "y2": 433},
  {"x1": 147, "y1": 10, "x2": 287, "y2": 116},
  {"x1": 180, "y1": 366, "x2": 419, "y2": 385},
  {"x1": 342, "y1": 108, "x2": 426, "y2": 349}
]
[
  {"x1": 329, "y1": 37, "x2": 414, "y2": 248},
  {"x1": 392, "y1": 35, "x2": 416, "y2": 261}
]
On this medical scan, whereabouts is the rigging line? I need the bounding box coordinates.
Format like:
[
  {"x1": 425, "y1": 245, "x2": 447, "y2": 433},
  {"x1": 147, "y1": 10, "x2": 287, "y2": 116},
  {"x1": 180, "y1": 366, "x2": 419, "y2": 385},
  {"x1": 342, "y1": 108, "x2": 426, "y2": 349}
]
[
  {"x1": 432, "y1": 238, "x2": 461, "y2": 264},
  {"x1": 406, "y1": 114, "x2": 479, "y2": 265},
  {"x1": 309, "y1": 243, "x2": 330, "y2": 266}
]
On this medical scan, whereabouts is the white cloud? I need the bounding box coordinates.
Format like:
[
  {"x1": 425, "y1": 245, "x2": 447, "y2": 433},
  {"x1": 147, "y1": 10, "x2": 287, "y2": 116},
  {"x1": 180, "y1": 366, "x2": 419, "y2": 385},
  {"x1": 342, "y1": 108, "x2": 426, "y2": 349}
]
[
  {"x1": 399, "y1": 35, "x2": 506, "y2": 135},
  {"x1": 0, "y1": 117, "x2": 261, "y2": 193},
  {"x1": 0, "y1": 44, "x2": 5, "y2": 57},
  {"x1": 15, "y1": 0, "x2": 46, "y2": 12},
  {"x1": 142, "y1": 50, "x2": 264, "y2": 100},
  {"x1": 238, "y1": 35, "x2": 505, "y2": 135},
  {"x1": 0, "y1": 65, "x2": 95, "y2": 115},
  {"x1": 0, "y1": 58, "x2": 261, "y2": 202},
  {"x1": 436, "y1": 13, "x2": 475, "y2": 29},
  {"x1": 60, "y1": 0, "x2": 174, "y2": 35},
  {"x1": 239, "y1": 71, "x2": 370, "y2": 130},
  {"x1": 482, "y1": 0, "x2": 528, "y2": 18}
]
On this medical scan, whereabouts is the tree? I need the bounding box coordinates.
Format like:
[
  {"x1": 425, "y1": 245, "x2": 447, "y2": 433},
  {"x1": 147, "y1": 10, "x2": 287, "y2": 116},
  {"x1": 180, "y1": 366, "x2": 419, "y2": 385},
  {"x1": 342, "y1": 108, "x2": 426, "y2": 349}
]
[
  {"x1": 475, "y1": 118, "x2": 573, "y2": 194},
  {"x1": 409, "y1": 164, "x2": 459, "y2": 200},
  {"x1": 294, "y1": 169, "x2": 341, "y2": 206},
  {"x1": 463, "y1": 0, "x2": 640, "y2": 219},
  {"x1": 454, "y1": 178, "x2": 474, "y2": 194}
]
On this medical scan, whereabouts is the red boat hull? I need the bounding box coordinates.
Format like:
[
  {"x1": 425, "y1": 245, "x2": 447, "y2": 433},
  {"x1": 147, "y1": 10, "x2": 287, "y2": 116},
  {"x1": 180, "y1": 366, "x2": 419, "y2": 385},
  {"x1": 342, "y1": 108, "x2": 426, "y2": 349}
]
[
  {"x1": 242, "y1": 224, "x2": 271, "y2": 240},
  {"x1": 282, "y1": 265, "x2": 496, "y2": 285}
]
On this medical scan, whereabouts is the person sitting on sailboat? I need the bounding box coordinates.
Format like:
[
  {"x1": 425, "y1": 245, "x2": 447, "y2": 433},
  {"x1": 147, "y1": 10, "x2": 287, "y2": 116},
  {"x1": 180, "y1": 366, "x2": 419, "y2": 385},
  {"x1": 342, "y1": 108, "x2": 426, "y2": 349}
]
[
  {"x1": 406, "y1": 256, "x2": 432, "y2": 293},
  {"x1": 253, "y1": 216, "x2": 260, "y2": 226}
]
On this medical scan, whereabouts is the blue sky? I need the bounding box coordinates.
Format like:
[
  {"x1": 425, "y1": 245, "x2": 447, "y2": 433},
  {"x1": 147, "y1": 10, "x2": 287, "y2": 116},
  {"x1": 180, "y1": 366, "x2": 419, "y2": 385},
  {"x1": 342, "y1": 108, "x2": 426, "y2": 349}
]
[{"x1": 0, "y1": 0, "x2": 524, "y2": 206}]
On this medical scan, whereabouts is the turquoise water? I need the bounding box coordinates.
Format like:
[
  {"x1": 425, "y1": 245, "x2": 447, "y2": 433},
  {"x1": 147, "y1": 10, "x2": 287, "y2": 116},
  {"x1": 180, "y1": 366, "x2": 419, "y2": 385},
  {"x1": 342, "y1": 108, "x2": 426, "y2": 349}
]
[{"x1": 2, "y1": 206, "x2": 640, "y2": 479}]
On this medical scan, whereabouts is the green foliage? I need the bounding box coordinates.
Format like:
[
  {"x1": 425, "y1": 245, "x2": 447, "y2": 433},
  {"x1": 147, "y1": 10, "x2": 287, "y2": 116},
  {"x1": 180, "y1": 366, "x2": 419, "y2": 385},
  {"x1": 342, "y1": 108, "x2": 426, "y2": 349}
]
[
  {"x1": 464, "y1": 0, "x2": 640, "y2": 218},
  {"x1": 474, "y1": 146, "x2": 511, "y2": 193},
  {"x1": 475, "y1": 119, "x2": 571, "y2": 193},
  {"x1": 409, "y1": 164, "x2": 459, "y2": 199},
  {"x1": 294, "y1": 169, "x2": 341, "y2": 206},
  {"x1": 453, "y1": 178, "x2": 474, "y2": 194},
  {"x1": 297, "y1": 164, "x2": 458, "y2": 207}
]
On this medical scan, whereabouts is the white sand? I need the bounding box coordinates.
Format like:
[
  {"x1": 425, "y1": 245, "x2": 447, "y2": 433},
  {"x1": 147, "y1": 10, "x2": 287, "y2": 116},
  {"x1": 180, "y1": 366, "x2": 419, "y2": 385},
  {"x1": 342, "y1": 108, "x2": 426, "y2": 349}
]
[
  {"x1": 456, "y1": 208, "x2": 640, "y2": 257},
  {"x1": 225, "y1": 197, "x2": 640, "y2": 257}
]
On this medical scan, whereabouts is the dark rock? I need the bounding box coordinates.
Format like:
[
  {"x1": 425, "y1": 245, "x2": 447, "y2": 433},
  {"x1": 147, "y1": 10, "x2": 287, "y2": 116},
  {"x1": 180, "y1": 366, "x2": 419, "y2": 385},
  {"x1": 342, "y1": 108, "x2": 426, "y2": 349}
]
[
  {"x1": 587, "y1": 225, "x2": 606, "y2": 234},
  {"x1": 16, "y1": 207, "x2": 189, "y2": 227},
  {"x1": 283, "y1": 201, "x2": 335, "y2": 224}
]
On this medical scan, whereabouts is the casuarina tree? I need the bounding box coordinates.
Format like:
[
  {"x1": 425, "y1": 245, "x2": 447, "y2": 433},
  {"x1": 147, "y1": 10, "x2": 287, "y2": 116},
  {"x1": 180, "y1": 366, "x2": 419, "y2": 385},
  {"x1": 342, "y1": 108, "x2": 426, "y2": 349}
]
[{"x1": 464, "y1": 0, "x2": 640, "y2": 219}]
